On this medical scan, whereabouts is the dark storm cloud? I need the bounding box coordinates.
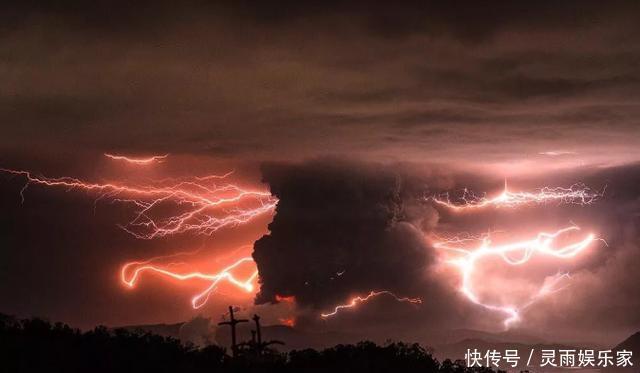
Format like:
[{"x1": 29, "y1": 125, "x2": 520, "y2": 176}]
[
  {"x1": 252, "y1": 159, "x2": 440, "y2": 309},
  {"x1": 250, "y1": 159, "x2": 486, "y2": 334},
  {"x1": 1, "y1": 1, "x2": 639, "y2": 165}
]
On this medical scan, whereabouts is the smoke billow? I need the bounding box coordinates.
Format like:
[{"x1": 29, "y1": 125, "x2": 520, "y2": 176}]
[{"x1": 253, "y1": 159, "x2": 444, "y2": 311}]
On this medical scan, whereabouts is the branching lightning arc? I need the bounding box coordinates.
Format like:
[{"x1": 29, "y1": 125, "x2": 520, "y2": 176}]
[
  {"x1": 321, "y1": 291, "x2": 422, "y2": 318},
  {"x1": 122, "y1": 256, "x2": 258, "y2": 309},
  {"x1": 430, "y1": 181, "x2": 602, "y2": 211},
  {"x1": 0, "y1": 167, "x2": 274, "y2": 307},
  {"x1": 429, "y1": 182, "x2": 604, "y2": 328},
  {"x1": 432, "y1": 226, "x2": 599, "y2": 328},
  {"x1": 0, "y1": 168, "x2": 277, "y2": 239}
]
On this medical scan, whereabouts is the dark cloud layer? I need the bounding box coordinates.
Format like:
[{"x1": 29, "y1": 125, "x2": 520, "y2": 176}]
[{"x1": 1, "y1": 1, "x2": 639, "y2": 167}]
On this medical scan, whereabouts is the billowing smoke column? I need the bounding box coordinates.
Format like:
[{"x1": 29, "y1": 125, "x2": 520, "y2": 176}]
[{"x1": 252, "y1": 160, "x2": 438, "y2": 311}]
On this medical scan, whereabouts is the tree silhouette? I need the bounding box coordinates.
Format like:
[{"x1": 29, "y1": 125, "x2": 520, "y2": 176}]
[{"x1": 0, "y1": 312, "x2": 502, "y2": 373}]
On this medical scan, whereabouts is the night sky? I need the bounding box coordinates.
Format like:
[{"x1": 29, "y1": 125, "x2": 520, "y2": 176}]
[{"x1": 1, "y1": 1, "x2": 640, "y2": 347}]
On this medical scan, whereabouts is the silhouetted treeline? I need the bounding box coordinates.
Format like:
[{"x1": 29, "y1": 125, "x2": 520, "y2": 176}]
[{"x1": 0, "y1": 314, "x2": 500, "y2": 373}]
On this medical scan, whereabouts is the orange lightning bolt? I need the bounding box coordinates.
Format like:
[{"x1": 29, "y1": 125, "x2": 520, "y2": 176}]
[
  {"x1": 320, "y1": 290, "x2": 422, "y2": 318},
  {"x1": 122, "y1": 256, "x2": 258, "y2": 309},
  {"x1": 104, "y1": 153, "x2": 169, "y2": 165},
  {"x1": 1, "y1": 165, "x2": 273, "y2": 307}
]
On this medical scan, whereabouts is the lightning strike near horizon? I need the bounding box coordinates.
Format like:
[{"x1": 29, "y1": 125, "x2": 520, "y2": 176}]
[
  {"x1": 0, "y1": 168, "x2": 278, "y2": 239},
  {"x1": 104, "y1": 153, "x2": 169, "y2": 165},
  {"x1": 121, "y1": 257, "x2": 258, "y2": 309},
  {"x1": 320, "y1": 291, "x2": 422, "y2": 318},
  {"x1": 430, "y1": 182, "x2": 602, "y2": 211},
  {"x1": 432, "y1": 226, "x2": 600, "y2": 328}
]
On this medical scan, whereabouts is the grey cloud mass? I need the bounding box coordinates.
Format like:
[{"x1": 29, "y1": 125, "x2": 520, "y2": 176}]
[{"x1": 1, "y1": 1, "x2": 640, "y2": 168}]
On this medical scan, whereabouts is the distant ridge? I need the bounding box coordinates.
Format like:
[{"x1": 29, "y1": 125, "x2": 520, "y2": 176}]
[
  {"x1": 604, "y1": 331, "x2": 640, "y2": 372},
  {"x1": 615, "y1": 331, "x2": 640, "y2": 352},
  {"x1": 118, "y1": 322, "x2": 184, "y2": 340}
]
